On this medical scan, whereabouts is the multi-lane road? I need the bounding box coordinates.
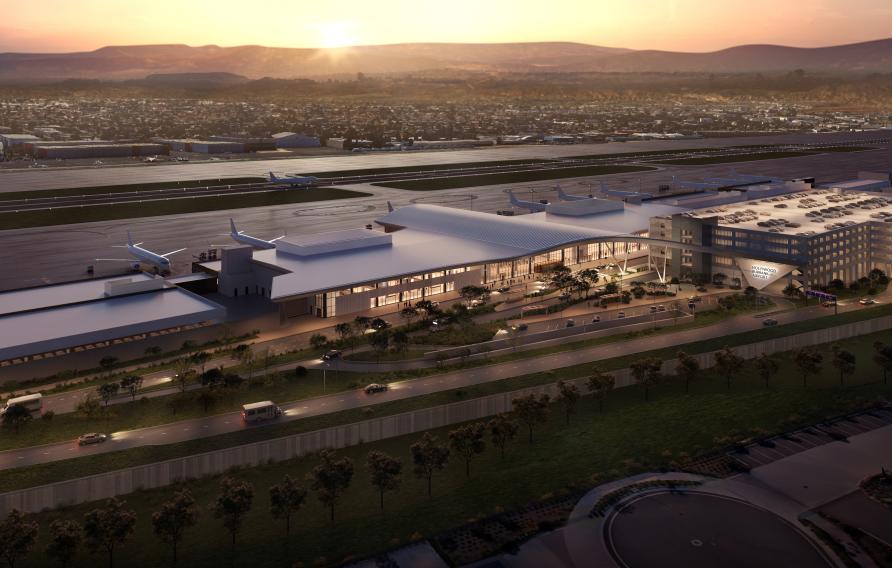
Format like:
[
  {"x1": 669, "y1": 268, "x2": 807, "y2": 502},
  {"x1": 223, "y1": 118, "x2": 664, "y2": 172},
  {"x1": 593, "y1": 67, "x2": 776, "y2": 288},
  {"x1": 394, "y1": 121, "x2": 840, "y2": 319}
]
[{"x1": 0, "y1": 296, "x2": 874, "y2": 470}]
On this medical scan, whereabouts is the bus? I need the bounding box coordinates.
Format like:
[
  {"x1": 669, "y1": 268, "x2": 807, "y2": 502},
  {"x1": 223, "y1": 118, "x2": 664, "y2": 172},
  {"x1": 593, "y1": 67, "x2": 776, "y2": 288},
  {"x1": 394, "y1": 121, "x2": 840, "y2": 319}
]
[
  {"x1": 241, "y1": 401, "x2": 282, "y2": 423},
  {"x1": 2, "y1": 393, "x2": 43, "y2": 416}
]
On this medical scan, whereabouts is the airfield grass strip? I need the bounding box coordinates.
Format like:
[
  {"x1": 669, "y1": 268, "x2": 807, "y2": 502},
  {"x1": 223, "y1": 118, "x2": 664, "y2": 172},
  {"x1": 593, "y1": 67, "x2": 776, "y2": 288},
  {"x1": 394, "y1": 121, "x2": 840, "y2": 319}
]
[
  {"x1": 1, "y1": 302, "x2": 890, "y2": 492},
  {"x1": 0, "y1": 187, "x2": 370, "y2": 230},
  {"x1": 374, "y1": 164, "x2": 654, "y2": 191},
  {"x1": 0, "y1": 177, "x2": 267, "y2": 202},
  {"x1": 303, "y1": 159, "x2": 555, "y2": 178}
]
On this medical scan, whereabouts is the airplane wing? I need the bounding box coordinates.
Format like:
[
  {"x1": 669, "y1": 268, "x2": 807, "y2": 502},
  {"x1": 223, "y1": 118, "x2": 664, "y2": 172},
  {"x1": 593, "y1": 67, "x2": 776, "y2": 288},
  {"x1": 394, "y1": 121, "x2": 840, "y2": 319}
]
[
  {"x1": 112, "y1": 243, "x2": 142, "y2": 247},
  {"x1": 95, "y1": 258, "x2": 137, "y2": 262},
  {"x1": 269, "y1": 235, "x2": 286, "y2": 242},
  {"x1": 159, "y1": 248, "x2": 187, "y2": 258}
]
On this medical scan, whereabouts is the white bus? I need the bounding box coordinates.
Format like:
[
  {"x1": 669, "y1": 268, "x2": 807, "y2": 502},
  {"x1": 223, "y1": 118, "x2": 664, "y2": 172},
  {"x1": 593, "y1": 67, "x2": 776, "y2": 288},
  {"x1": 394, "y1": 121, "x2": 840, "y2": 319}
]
[
  {"x1": 2, "y1": 393, "x2": 43, "y2": 416},
  {"x1": 241, "y1": 401, "x2": 282, "y2": 423}
]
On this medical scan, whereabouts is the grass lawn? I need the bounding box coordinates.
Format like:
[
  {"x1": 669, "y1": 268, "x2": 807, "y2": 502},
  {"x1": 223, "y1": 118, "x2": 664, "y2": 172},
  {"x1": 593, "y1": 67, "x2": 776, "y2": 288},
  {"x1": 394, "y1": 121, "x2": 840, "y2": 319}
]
[
  {"x1": 0, "y1": 187, "x2": 370, "y2": 230},
  {"x1": 343, "y1": 349, "x2": 428, "y2": 362},
  {"x1": 373, "y1": 165, "x2": 653, "y2": 191},
  {"x1": 13, "y1": 330, "x2": 892, "y2": 568},
  {"x1": 303, "y1": 159, "x2": 555, "y2": 178},
  {"x1": 0, "y1": 177, "x2": 267, "y2": 202},
  {"x1": 655, "y1": 151, "x2": 818, "y2": 166}
]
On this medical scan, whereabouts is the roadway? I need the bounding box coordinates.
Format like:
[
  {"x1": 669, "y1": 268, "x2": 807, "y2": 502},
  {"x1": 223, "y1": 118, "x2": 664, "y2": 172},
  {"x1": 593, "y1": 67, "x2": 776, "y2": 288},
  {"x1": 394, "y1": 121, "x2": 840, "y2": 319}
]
[
  {"x1": 0, "y1": 295, "x2": 874, "y2": 470},
  {"x1": 0, "y1": 142, "x2": 890, "y2": 291}
]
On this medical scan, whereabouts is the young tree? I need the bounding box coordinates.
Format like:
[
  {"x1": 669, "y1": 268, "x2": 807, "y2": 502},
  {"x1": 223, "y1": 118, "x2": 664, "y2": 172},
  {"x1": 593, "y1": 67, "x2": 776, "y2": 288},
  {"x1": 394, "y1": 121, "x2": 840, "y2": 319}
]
[
  {"x1": 190, "y1": 351, "x2": 211, "y2": 375},
  {"x1": 831, "y1": 345, "x2": 856, "y2": 387},
  {"x1": 119, "y1": 375, "x2": 143, "y2": 401},
  {"x1": 46, "y1": 519, "x2": 82, "y2": 568},
  {"x1": 309, "y1": 333, "x2": 328, "y2": 350},
  {"x1": 1, "y1": 405, "x2": 32, "y2": 434},
  {"x1": 782, "y1": 283, "x2": 801, "y2": 299},
  {"x1": 586, "y1": 370, "x2": 616, "y2": 412},
  {"x1": 713, "y1": 346, "x2": 745, "y2": 391},
  {"x1": 793, "y1": 347, "x2": 823, "y2": 387},
  {"x1": 873, "y1": 341, "x2": 892, "y2": 384},
  {"x1": 212, "y1": 477, "x2": 254, "y2": 553},
  {"x1": 306, "y1": 449, "x2": 354, "y2": 522},
  {"x1": 98, "y1": 356, "x2": 119, "y2": 376},
  {"x1": 152, "y1": 489, "x2": 199, "y2": 566},
  {"x1": 512, "y1": 393, "x2": 550, "y2": 443},
  {"x1": 411, "y1": 432, "x2": 450, "y2": 497},
  {"x1": 353, "y1": 316, "x2": 372, "y2": 337},
  {"x1": 556, "y1": 380, "x2": 580, "y2": 424},
  {"x1": 172, "y1": 358, "x2": 194, "y2": 393},
  {"x1": 578, "y1": 268, "x2": 600, "y2": 292},
  {"x1": 754, "y1": 353, "x2": 780, "y2": 390},
  {"x1": 144, "y1": 345, "x2": 162, "y2": 357},
  {"x1": 460, "y1": 285, "x2": 490, "y2": 307},
  {"x1": 83, "y1": 498, "x2": 137, "y2": 568},
  {"x1": 630, "y1": 358, "x2": 662, "y2": 401},
  {"x1": 675, "y1": 351, "x2": 701, "y2": 394},
  {"x1": 448, "y1": 422, "x2": 486, "y2": 478},
  {"x1": 368, "y1": 329, "x2": 390, "y2": 362},
  {"x1": 268, "y1": 475, "x2": 307, "y2": 540},
  {"x1": 399, "y1": 307, "x2": 418, "y2": 327},
  {"x1": 391, "y1": 330, "x2": 410, "y2": 355},
  {"x1": 96, "y1": 382, "x2": 120, "y2": 407},
  {"x1": 334, "y1": 322, "x2": 353, "y2": 347},
  {"x1": 0, "y1": 509, "x2": 39, "y2": 568},
  {"x1": 487, "y1": 413, "x2": 519, "y2": 459},
  {"x1": 366, "y1": 450, "x2": 402, "y2": 512}
]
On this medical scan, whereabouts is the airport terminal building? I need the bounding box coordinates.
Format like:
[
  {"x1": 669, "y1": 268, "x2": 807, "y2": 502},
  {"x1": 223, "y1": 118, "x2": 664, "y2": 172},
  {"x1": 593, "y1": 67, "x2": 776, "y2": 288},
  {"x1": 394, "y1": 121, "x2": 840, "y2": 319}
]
[{"x1": 199, "y1": 179, "x2": 892, "y2": 320}]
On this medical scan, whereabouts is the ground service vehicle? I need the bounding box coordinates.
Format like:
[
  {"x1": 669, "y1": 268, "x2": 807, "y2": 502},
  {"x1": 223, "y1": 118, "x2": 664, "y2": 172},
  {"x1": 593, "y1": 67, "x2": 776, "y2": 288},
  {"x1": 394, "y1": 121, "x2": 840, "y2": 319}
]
[{"x1": 241, "y1": 401, "x2": 283, "y2": 423}]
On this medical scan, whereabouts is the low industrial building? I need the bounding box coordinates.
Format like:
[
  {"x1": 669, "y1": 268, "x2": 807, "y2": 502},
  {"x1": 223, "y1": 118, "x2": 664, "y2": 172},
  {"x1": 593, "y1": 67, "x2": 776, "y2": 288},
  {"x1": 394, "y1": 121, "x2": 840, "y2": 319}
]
[
  {"x1": 272, "y1": 132, "x2": 321, "y2": 148},
  {"x1": 0, "y1": 275, "x2": 224, "y2": 367},
  {"x1": 30, "y1": 143, "x2": 168, "y2": 159}
]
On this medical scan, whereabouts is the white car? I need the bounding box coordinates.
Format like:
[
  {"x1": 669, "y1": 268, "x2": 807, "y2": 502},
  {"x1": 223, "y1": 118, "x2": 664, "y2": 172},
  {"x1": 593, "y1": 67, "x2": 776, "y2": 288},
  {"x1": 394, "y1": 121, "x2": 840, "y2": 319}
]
[
  {"x1": 859, "y1": 298, "x2": 877, "y2": 305},
  {"x1": 78, "y1": 433, "x2": 108, "y2": 446}
]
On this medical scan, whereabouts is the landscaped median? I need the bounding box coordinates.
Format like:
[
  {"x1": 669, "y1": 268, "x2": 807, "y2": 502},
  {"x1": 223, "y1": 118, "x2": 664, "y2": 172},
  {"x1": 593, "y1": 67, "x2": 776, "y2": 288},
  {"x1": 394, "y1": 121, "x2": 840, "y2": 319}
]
[{"x1": 4, "y1": 327, "x2": 891, "y2": 567}]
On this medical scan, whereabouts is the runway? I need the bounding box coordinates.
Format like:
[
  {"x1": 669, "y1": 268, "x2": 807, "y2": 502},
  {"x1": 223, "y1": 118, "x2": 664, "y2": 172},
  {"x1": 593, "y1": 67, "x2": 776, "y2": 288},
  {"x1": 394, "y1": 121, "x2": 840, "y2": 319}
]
[
  {"x1": 0, "y1": 137, "x2": 889, "y2": 291},
  {"x1": 0, "y1": 130, "x2": 888, "y2": 193}
]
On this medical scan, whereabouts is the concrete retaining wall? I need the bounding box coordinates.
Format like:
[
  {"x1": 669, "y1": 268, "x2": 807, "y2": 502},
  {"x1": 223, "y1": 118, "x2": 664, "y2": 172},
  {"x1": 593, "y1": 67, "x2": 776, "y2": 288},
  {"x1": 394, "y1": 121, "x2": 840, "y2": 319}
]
[{"x1": 2, "y1": 315, "x2": 889, "y2": 514}]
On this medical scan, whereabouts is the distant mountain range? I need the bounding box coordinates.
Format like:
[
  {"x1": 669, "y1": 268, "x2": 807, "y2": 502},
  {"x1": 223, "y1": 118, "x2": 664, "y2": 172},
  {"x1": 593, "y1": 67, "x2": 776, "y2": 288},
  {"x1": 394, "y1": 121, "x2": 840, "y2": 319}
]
[{"x1": 1, "y1": 38, "x2": 891, "y2": 82}]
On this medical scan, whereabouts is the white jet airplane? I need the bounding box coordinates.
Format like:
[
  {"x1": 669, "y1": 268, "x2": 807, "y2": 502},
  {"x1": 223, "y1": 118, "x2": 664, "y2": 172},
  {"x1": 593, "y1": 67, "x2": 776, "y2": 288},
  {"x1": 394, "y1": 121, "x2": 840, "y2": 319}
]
[
  {"x1": 556, "y1": 185, "x2": 593, "y2": 201},
  {"x1": 226, "y1": 219, "x2": 284, "y2": 249},
  {"x1": 508, "y1": 190, "x2": 548, "y2": 212},
  {"x1": 96, "y1": 231, "x2": 186, "y2": 272},
  {"x1": 267, "y1": 172, "x2": 319, "y2": 187}
]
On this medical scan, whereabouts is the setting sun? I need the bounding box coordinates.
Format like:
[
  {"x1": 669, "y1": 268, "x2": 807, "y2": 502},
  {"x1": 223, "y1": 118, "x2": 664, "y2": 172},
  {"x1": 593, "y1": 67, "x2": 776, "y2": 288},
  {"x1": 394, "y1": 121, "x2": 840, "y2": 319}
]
[{"x1": 317, "y1": 21, "x2": 357, "y2": 49}]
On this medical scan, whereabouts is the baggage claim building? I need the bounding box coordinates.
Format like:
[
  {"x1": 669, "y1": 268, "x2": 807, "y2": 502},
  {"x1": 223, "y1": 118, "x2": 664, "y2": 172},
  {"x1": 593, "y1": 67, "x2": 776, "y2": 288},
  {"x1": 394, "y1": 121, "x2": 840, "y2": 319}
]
[{"x1": 201, "y1": 178, "x2": 892, "y2": 321}]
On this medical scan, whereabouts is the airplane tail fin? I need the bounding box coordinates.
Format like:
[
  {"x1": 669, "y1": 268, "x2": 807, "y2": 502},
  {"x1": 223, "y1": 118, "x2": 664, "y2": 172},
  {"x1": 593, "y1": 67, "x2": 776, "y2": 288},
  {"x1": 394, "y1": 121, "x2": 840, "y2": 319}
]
[
  {"x1": 127, "y1": 230, "x2": 134, "y2": 246},
  {"x1": 269, "y1": 172, "x2": 277, "y2": 181},
  {"x1": 508, "y1": 190, "x2": 520, "y2": 206},
  {"x1": 556, "y1": 186, "x2": 569, "y2": 201},
  {"x1": 230, "y1": 218, "x2": 238, "y2": 235},
  {"x1": 386, "y1": 201, "x2": 394, "y2": 213}
]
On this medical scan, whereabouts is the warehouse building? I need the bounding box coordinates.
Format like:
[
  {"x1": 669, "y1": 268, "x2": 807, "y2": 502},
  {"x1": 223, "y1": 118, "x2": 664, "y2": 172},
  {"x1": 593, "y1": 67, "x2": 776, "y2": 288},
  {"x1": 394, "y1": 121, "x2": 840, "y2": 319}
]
[
  {"x1": 271, "y1": 132, "x2": 321, "y2": 148},
  {"x1": 0, "y1": 274, "x2": 224, "y2": 366},
  {"x1": 30, "y1": 143, "x2": 168, "y2": 159}
]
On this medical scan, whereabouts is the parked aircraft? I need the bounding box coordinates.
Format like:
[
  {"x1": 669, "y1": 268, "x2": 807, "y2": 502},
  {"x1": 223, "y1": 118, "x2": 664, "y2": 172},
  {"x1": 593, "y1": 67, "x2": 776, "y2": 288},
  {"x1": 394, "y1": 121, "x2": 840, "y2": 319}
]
[
  {"x1": 508, "y1": 190, "x2": 547, "y2": 212},
  {"x1": 96, "y1": 231, "x2": 186, "y2": 272},
  {"x1": 226, "y1": 219, "x2": 284, "y2": 249},
  {"x1": 556, "y1": 185, "x2": 593, "y2": 201}
]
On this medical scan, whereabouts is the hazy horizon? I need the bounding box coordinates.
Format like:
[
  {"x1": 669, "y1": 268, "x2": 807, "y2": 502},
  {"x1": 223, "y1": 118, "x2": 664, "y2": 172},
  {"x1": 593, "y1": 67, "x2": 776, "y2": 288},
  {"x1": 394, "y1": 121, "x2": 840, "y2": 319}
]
[{"x1": 3, "y1": 0, "x2": 892, "y2": 54}]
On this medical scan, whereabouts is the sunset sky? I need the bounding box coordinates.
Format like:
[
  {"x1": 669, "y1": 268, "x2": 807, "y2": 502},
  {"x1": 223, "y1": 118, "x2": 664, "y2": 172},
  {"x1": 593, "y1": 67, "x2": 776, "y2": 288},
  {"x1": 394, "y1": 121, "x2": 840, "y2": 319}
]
[{"x1": 1, "y1": 0, "x2": 890, "y2": 53}]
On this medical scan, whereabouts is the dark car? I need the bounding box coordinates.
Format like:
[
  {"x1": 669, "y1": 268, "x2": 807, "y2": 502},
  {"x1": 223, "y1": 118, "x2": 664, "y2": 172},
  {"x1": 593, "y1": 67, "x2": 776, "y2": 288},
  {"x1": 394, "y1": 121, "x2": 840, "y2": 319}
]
[
  {"x1": 321, "y1": 349, "x2": 342, "y2": 361},
  {"x1": 762, "y1": 318, "x2": 779, "y2": 327},
  {"x1": 497, "y1": 287, "x2": 511, "y2": 293},
  {"x1": 364, "y1": 383, "x2": 389, "y2": 394},
  {"x1": 371, "y1": 318, "x2": 390, "y2": 330}
]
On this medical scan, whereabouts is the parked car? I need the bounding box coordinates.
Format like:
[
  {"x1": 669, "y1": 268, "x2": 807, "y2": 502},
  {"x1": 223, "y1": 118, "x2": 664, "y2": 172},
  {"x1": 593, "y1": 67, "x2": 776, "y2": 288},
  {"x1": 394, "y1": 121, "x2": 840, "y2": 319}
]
[
  {"x1": 565, "y1": 319, "x2": 575, "y2": 328},
  {"x1": 497, "y1": 287, "x2": 510, "y2": 293},
  {"x1": 649, "y1": 306, "x2": 658, "y2": 313},
  {"x1": 591, "y1": 316, "x2": 601, "y2": 323},
  {"x1": 364, "y1": 383, "x2": 389, "y2": 394},
  {"x1": 78, "y1": 433, "x2": 108, "y2": 446},
  {"x1": 321, "y1": 349, "x2": 342, "y2": 361},
  {"x1": 371, "y1": 318, "x2": 390, "y2": 330},
  {"x1": 762, "y1": 318, "x2": 779, "y2": 327},
  {"x1": 696, "y1": 286, "x2": 708, "y2": 293},
  {"x1": 859, "y1": 298, "x2": 877, "y2": 305},
  {"x1": 657, "y1": 305, "x2": 667, "y2": 312},
  {"x1": 617, "y1": 312, "x2": 626, "y2": 319}
]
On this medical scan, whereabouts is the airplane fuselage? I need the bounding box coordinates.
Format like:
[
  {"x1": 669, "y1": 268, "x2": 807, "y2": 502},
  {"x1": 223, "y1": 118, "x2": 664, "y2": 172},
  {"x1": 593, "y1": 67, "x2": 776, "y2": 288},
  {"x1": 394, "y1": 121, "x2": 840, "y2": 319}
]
[{"x1": 127, "y1": 244, "x2": 171, "y2": 269}]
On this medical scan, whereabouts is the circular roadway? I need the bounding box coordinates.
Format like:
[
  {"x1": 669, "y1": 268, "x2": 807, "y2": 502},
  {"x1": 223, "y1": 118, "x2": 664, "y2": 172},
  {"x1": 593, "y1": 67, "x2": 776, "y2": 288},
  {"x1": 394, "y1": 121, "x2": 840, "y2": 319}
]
[{"x1": 605, "y1": 491, "x2": 832, "y2": 568}]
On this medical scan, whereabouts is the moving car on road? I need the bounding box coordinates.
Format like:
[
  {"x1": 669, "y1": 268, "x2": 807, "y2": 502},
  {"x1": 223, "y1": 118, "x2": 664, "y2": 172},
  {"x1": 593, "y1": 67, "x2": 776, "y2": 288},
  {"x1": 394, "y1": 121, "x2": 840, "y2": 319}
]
[
  {"x1": 77, "y1": 433, "x2": 108, "y2": 446},
  {"x1": 241, "y1": 401, "x2": 283, "y2": 423},
  {"x1": 364, "y1": 383, "x2": 389, "y2": 394},
  {"x1": 762, "y1": 318, "x2": 779, "y2": 327},
  {"x1": 321, "y1": 349, "x2": 342, "y2": 361},
  {"x1": 859, "y1": 298, "x2": 877, "y2": 305}
]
